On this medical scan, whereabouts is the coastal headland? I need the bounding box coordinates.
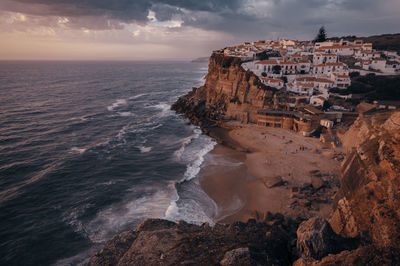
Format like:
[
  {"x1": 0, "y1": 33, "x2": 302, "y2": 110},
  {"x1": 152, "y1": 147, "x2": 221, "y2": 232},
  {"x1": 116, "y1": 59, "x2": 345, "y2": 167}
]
[{"x1": 87, "y1": 52, "x2": 400, "y2": 265}]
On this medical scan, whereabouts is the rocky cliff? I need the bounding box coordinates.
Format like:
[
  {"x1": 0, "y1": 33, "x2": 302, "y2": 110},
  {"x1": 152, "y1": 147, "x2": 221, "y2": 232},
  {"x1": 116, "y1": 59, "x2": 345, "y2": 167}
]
[
  {"x1": 172, "y1": 53, "x2": 285, "y2": 126},
  {"x1": 330, "y1": 111, "x2": 400, "y2": 247}
]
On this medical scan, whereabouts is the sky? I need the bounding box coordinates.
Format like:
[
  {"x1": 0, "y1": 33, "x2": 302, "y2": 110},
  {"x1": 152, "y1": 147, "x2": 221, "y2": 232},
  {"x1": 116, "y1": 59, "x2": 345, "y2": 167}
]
[{"x1": 0, "y1": 0, "x2": 399, "y2": 60}]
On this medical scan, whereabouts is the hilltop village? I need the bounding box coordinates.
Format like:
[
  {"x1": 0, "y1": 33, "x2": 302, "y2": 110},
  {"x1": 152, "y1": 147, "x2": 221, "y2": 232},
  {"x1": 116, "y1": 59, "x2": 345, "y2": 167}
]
[{"x1": 210, "y1": 38, "x2": 400, "y2": 145}]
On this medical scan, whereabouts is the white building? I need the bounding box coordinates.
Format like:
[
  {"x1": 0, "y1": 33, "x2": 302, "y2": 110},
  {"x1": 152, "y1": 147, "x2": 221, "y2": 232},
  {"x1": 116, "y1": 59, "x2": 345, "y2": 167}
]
[
  {"x1": 254, "y1": 60, "x2": 280, "y2": 76},
  {"x1": 313, "y1": 53, "x2": 338, "y2": 65},
  {"x1": 280, "y1": 61, "x2": 297, "y2": 75},
  {"x1": 313, "y1": 62, "x2": 349, "y2": 76},
  {"x1": 317, "y1": 45, "x2": 354, "y2": 56},
  {"x1": 330, "y1": 73, "x2": 351, "y2": 89},
  {"x1": 310, "y1": 95, "x2": 326, "y2": 107},
  {"x1": 370, "y1": 58, "x2": 387, "y2": 72},
  {"x1": 286, "y1": 82, "x2": 314, "y2": 96},
  {"x1": 297, "y1": 60, "x2": 312, "y2": 74},
  {"x1": 260, "y1": 78, "x2": 284, "y2": 89}
]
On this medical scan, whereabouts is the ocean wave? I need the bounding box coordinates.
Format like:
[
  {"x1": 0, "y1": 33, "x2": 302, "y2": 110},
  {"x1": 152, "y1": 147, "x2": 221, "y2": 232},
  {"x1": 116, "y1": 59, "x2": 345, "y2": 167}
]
[
  {"x1": 61, "y1": 203, "x2": 93, "y2": 237},
  {"x1": 173, "y1": 130, "x2": 201, "y2": 159},
  {"x1": 107, "y1": 99, "x2": 127, "y2": 111},
  {"x1": 84, "y1": 184, "x2": 177, "y2": 243},
  {"x1": 164, "y1": 181, "x2": 216, "y2": 225},
  {"x1": 147, "y1": 102, "x2": 172, "y2": 118},
  {"x1": 182, "y1": 138, "x2": 216, "y2": 182}
]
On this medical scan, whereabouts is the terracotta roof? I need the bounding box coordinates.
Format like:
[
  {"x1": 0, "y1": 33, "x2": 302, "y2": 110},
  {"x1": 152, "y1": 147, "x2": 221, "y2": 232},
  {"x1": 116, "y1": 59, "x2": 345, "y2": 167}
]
[
  {"x1": 299, "y1": 83, "x2": 314, "y2": 88},
  {"x1": 321, "y1": 45, "x2": 353, "y2": 49},
  {"x1": 314, "y1": 78, "x2": 334, "y2": 83},
  {"x1": 255, "y1": 60, "x2": 278, "y2": 64}
]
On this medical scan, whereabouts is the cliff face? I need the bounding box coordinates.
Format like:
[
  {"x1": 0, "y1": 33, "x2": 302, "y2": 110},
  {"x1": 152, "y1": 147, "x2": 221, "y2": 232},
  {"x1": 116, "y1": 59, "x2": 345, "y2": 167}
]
[
  {"x1": 172, "y1": 53, "x2": 281, "y2": 125},
  {"x1": 330, "y1": 111, "x2": 400, "y2": 248}
]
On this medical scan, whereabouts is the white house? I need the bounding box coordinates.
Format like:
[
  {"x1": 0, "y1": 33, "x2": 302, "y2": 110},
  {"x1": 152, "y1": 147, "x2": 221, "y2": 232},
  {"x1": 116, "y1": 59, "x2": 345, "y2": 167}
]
[
  {"x1": 310, "y1": 95, "x2": 326, "y2": 107},
  {"x1": 362, "y1": 60, "x2": 372, "y2": 70},
  {"x1": 330, "y1": 73, "x2": 351, "y2": 89},
  {"x1": 314, "y1": 41, "x2": 335, "y2": 50},
  {"x1": 385, "y1": 61, "x2": 400, "y2": 74},
  {"x1": 286, "y1": 82, "x2": 314, "y2": 96},
  {"x1": 313, "y1": 62, "x2": 349, "y2": 76},
  {"x1": 255, "y1": 60, "x2": 280, "y2": 76},
  {"x1": 318, "y1": 45, "x2": 354, "y2": 56},
  {"x1": 313, "y1": 53, "x2": 338, "y2": 65},
  {"x1": 260, "y1": 78, "x2": 284, "y2": 89},
  {"x1": 370, "y1": 58, "x2": 387, "y2": 72},
  {"x1": 280, "y1": 60, "x2": 297, "y2": 75},
  {"x1": 297, "y1": 60, "x2": 312, "y2": 74},
  {"x1": 354, "y1": 50, "x2": 380, "y2": 60}
]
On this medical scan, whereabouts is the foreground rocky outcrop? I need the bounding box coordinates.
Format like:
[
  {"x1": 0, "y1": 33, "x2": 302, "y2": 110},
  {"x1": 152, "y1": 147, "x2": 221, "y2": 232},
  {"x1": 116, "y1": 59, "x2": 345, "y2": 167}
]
[{"x1": 86, "y1": 216, "x2": 299, "y2": 266}]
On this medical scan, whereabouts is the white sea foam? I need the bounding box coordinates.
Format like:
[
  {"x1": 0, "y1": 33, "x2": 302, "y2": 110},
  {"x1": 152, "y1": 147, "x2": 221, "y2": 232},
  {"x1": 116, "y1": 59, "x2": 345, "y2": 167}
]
[
  {"x1": 164, "y1": 182, "x2": 216, "y2": 225},
  {"x1": 182, "y1": 138, "x2": 216, "y2": 181},
  {"x1": 85, "y1": 184, "x2": 177, "y2": 243},
  {"x1": 70, "y1": 147, "x2": 86, "y2": 154},
  {"x1": 118, "y1": 111, "x2": 133, "y2": 117},
  {"x1": 139, "y1": 146, "x2": 152, "y2": 153},
  {"x1": 107, "y1": 99, "x2": 127, "y2": 111},
  {"x1": 174, "y1": 131, "x2": 201, "y2": 159},
  {"x1": 148, "y1": 102, "x2": 172, "y2": 118},
  {"x1": 129, "y1": 93, "x2": 147, "y2": 100}
]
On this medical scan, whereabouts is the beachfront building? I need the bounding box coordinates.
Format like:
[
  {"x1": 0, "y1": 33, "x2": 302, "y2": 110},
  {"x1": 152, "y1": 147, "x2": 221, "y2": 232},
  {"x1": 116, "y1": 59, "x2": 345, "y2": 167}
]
[{"x1": 256, "y1": 109, "x2": 320, "y2": 136}]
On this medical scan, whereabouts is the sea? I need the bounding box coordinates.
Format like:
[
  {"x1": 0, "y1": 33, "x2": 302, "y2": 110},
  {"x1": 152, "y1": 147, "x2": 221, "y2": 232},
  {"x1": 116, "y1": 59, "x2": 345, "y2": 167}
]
[{"x1": 0, "y1": 60, "x2": 219, "y2": 265}]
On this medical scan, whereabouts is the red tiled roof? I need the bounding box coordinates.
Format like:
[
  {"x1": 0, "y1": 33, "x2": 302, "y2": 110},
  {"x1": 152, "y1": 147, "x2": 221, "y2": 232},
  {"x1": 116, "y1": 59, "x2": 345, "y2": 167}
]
[{"x1": 255, "y1": 60, "x2": 278, "y2": 64}]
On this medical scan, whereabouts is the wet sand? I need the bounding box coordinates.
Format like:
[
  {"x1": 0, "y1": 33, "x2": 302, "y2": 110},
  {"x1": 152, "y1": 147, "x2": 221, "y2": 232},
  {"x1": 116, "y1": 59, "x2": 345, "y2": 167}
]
[{"x1": 199, "y1": 122, "x2": 342, "y2": 223}]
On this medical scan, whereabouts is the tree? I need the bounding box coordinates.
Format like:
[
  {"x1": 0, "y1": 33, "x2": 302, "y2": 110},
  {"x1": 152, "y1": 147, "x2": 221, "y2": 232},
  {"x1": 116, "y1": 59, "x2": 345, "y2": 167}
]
[
  {"x1": 272, "y1": 65, "x2": 281, "y2": 74},
  {"x1": 314, "y1": 26, "x2": 327, "y2": 43}
]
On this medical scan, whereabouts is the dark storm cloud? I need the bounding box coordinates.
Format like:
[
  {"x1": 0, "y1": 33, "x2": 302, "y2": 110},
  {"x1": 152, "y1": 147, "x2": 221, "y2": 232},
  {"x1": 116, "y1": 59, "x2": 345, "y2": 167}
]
[
  {"x1": 1, "y1": 0, "x2": 399, "y2": 37},
  {"x1": 2, "y1": 0, "x2": 241, "y2": 21}
]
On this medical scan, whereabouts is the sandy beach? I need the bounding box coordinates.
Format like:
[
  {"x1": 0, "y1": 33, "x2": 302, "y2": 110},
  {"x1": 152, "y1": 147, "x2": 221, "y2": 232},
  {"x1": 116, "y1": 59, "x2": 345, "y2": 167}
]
[{"x1": 199, "y1": 122, "x2": 343, "y2": 223}]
